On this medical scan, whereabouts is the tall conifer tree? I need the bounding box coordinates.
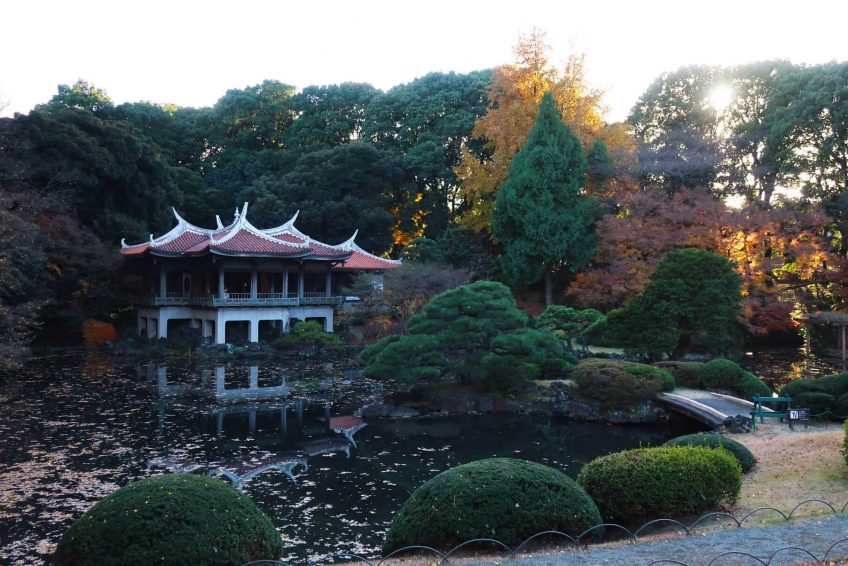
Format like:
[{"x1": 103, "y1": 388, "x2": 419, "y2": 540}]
[{"x1": 493, "y1": 91, "x2": 596, "y2": 305}]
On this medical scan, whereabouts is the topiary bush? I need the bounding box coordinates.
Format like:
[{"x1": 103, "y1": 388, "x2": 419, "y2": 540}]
[
  {"x1": 653, "y1": 361, "x2": 704, "y2": 388},
  {"x1": 700, "y1": 359, "x2": 770, "y2": 399},
  {"x1": 664, "y1": 433, "x2": 757, "y2": 472},
  {"x1": 738, "y1": 371, "x2": 772, "y2": 399},
  {"x1": 779, "y1": 379, "x2": 820, "y2": 399},
  {"x1": 781, "y1": 374, "x2": 848, "y2": 402},
  {"x1": 795, "y1": 391, "x2": 836, "y2": 417},
  {"x1": 573, "y1": 359, "x2": 664, "y2": 410},
  {"x1": 700, "y1": 358, "x2": 746, "y2": 390},
  {"x1": 812, "y1": 373, "x2": 848, "y2": 397},
  {"x1": 479, "y1": 328, "x2": 567, "y2": 392},
  {"x1": 626, "y1": 364, "x2": 676, "y2": 392},
  {"x1": 384, "y1": 458, "x2": 602, "y2": 552},
  {"x1": 834, "y1": 393, "x2": 848, "y2": 420},
  {"x1": 362, "y1": 281, "x2": 566, "y2": 392},
  {"x1": 54, "y1": 474, "x2": 283, "y2": 566},
  {"x1": 577, "y1": 446, "x2": 742, "y2": 522},
  {"x1": 274, "y1": 320, "x2": 343, "y2": 350}
]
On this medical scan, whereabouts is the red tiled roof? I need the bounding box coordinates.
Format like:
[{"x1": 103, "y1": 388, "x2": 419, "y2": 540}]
[
  {"x1": 337, "y1": 250, "x2": 402, "y2": 271},
  {"x1": 212, "y1": 227, "x2": 306, "y2": 257},
  {"x1": 120, "y1": 204, "x2": 400, "y2": 269}
]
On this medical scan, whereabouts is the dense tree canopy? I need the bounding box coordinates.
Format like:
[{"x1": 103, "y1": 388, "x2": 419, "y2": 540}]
[{"x1": 2, "y1": 38, "x2": 848, "y2": 364}]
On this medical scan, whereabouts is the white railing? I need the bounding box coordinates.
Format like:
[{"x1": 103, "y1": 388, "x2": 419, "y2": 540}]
[{"x1": 145, "y1": 294, "x2": 343, "y2": 307}]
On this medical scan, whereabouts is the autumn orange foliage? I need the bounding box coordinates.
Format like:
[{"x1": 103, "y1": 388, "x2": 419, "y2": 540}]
[
  {"x1": 82, "y1": 319, "x2": 117, "y2": 346},
  {"x1": 568, "y1": 188, "x2": 840, "y2": 334},
  {"x1": 456, "y1": 29, "x2": 636, "y2": 234}
]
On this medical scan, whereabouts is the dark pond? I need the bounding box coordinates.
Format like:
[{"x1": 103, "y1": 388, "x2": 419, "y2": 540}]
[{"x1": 0, "y1": 346, "x2": 838, "y2": 565}]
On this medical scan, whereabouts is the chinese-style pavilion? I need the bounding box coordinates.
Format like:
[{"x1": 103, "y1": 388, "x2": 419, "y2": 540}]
[{"x1": 121, "y1": 202, "x2": 400, "y2": 344}]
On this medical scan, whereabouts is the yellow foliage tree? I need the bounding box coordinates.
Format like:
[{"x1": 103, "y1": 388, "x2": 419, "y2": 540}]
[{"x1": 455, "y1": 29, "x2": 636, "y2": 234}]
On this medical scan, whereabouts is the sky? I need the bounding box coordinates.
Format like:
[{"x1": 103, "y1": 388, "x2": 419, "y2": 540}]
[{"x1": 3, "y1": 0, "x2": 848, "y2": 122}]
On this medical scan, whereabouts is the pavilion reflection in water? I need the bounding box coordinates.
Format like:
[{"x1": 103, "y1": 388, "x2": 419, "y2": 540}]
[{"x1": 142, "y1": 363, "x2": 366, "y2": 488}]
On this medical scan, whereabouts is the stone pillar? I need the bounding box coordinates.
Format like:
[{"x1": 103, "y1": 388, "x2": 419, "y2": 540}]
[
  {"x1": 250, "y1": 270, "x2": 258, "y2": 299},
  {"x1": 158, "y1": 315, "x2": 168, "y2": 339},
  {"x1": 249, "y1": 366, "x2": 258, "y2": 389},
  {"x1": 283, "y1": 268, "x2": 289, "y2": 298},
  {"x1": 138, "y1": 316, "x2": 145, "y2": 337},
  {"x1": 325, "y1": 310, "x2": 333, "y2": 333},
  {"x1": 298, "y1": 267, "x2": 305, "y2": 298},
  {"x1": 326, "y1": 269, "x2": 332, "y2": 297},
  {"x1": 249, "y1": 319, "x2": 259, "y2": 343},
  {"x1": 159, "y1": 268, "x2": 167, "y2": 299},
  {"x1": 218, "y1": 270, "x2": 225, "y2": 299},
  {"x1": 280, "y1": 406, "x2": 287, "y2": 434},
  {"x1": 147, "y1": 318, "x2": 156, "y2": 339},
  {"x1": 248, "y1": 410, "x2": 256, "y2": 435},
  {"x1": 215, "y1": 316, "x2": 226, "y2": 344},
  {"x1": 202, "y1": 319, "x2": 213, "y2": 338}
]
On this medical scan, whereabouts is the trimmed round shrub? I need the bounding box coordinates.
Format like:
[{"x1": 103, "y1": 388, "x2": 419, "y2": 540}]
[
  {"x1": 384, "y1": 458, "x2": 601, "y2": 552},
  {"x1": 795, "y1": 391, "x2": 836, "y2": 417},
  {"x1": 812, "y1": 373, "x2": 848, "y2": 397},
  {"x1": 54, "y1": 474, "x2": 283, "y2": 566},
  {"x1": 626, "y1": 364, "x2": 676, "y2": 392},
  {"x1": 779, "y1": 379, "x2": 820, "y2": 399},
  {"x1": 664, "y1": 433, "x2": 757, "y2": 472},
  {"x1": 781, "y1": 373, "x2": 848, "y2": 398},
  {"x1": 573, "y1": 359, "x2": 663, "y2": 410},
  {"x1": 700, "y1": 358, "x2": 746, "y2": 390},
  {"x1": 833, "y1": 393, "x2": 848, "y2": 420},
  {"x1": 738, "y1": 371, "x2": 772, "y2": 399},
  {"x1": 577, "y1": 446, "x2": 742, "y2": 522},
  {"x1": 653, "y1": 361, "x2": 704, "y2": 388},
  {"x1": 700, "y1": 359, "x2": 770, "y2": 399}
]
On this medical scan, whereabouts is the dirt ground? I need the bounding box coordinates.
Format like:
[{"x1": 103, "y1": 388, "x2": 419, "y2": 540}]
[{"x1": 730, "y1": 421, "x2": 848, "y2": 521}]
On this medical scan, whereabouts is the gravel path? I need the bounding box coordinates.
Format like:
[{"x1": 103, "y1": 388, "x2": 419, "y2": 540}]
[{"x1": 457, "y1": 515, "x2": 848, "y2": 565}]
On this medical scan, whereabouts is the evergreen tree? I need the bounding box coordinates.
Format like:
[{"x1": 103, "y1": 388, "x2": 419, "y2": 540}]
[
  {"x1": 493, "y1": 92, "x2": 596, "y2": 305},
  {"x1": 606, "y1": 248, "x2": 743, "y2": 360}
]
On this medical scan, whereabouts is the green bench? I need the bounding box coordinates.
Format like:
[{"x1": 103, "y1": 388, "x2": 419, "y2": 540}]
[{"x1": 750, "y1": 395, "x2": 792, "y2": 429}]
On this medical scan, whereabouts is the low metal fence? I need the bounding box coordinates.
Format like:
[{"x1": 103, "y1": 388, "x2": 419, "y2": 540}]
[{"x1": 240, "y1": 499, "x2": 848, "y2": 565}]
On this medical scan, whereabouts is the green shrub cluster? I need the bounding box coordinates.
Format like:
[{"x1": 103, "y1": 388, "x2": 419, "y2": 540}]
[
  {"x1": 625, "y1": 364, "x2": 675, "y2": 392},
  {"x1": 54, "y1": 474, "x2": 283, "y2": 566},
  {"x1": 844, "y1": 421, "x2": 848, "y2": 467},
  {"x1": 573, "y1": 359, "x2": 671, "y2": 410},
  {"x1": 363, "y1": 282, "x2": 568, "y2": 393},
  {"x1": 699, "y1": 359, "x2": 770, "y2": 399},
  {"x1": 664, "y1": 433, "x2": 756, "y2": 472},
  {"x1": 384, "y1": 458, "x2": 601, "y2": 552},
  {"x1": 273, "y1": 320, "x2": 343, "y2": 350},
  {"x1": 779, "y1": 373, "x2": 848, "y2": 418},
  {"x1": 577, "y1": 446, "x2": 742, "y2": 522},
  {"x1": 653, "y1": 361, "x2": 704, "y2": 388}
]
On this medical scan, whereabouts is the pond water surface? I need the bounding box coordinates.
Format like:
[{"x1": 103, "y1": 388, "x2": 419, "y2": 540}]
[{"x1": 0, "y1": 347, "x2": 837, "y2": 564}]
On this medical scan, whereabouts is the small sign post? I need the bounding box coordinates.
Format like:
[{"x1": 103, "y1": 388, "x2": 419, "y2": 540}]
[{"x1": 788, "y1": 408, "x2": 809, "y2": 430}]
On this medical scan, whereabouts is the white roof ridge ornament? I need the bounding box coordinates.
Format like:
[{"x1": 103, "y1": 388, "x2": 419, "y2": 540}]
[
  {"x1": 338, "y1": 230, "x2": 359, "y2": 250},
  {"x1": 121, "y1": 238, "x2": 127, "y2": 249},
  {"x1": 215, "y1": 215, "x2": 223, "y2": 229}
]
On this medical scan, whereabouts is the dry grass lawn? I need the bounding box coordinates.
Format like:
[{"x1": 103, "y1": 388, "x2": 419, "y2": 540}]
[{"x1": 730, "y1": 422, "x2": 848, "y2": 522}]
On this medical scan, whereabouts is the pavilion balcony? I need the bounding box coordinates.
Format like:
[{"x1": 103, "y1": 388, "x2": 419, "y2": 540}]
[{"x1": 144, "y1": 293, "x2": 344, "y2": 307}]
